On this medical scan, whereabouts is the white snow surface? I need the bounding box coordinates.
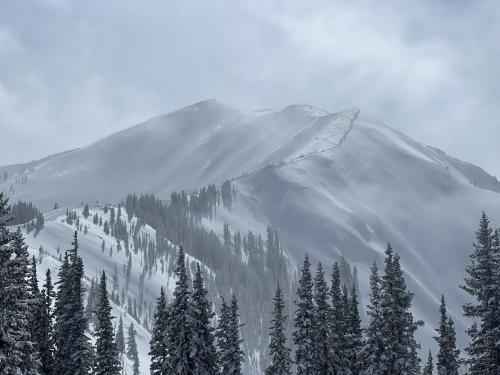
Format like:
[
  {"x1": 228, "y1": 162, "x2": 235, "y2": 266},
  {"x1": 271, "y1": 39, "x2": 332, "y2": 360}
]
[{"x1": 3, "y1": 100, "x2": 500, "y2": 361}]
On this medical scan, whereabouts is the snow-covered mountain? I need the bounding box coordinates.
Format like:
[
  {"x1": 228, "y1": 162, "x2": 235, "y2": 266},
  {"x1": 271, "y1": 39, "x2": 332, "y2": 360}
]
[{"x1": 3, "y1": 100, "x2": 500, "y2": 371}]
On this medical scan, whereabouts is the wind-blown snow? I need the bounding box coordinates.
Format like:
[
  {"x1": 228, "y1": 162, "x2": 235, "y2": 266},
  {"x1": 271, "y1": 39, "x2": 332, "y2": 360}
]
[{"x1": 3, "y1": 100, "x2": 500, "y2": 361}]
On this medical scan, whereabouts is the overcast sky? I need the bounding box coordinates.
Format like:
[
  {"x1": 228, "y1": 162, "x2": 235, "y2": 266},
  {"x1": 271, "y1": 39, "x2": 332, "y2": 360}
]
[{"x1": 1, "y1": 0, "x2": 499, "y2": 176}]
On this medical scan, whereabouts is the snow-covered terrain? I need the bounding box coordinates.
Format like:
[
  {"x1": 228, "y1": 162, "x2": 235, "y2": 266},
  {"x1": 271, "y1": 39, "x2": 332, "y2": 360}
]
[
  {"x1": 22, "y1": 205, "x2": 219, "y2": 374},
  {"x1": 3, "y1": 100, "x2": 500, "y2": 369}
]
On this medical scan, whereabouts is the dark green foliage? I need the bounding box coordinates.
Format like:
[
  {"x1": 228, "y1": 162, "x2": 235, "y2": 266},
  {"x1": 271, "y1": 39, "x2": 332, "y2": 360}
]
[
  {"x1": 217, "y1": 294, "x2": 244, "y2": 375},
  {"x1": 115, "y1": 317, "x2": 125, "y2": 355},
  {"x1": 0, "y1": 206, "x2": 39, "y2": 375},
  {"x1": 149, "y1": 287, "x2": 168, "y2": 374},
  {"x1": 293, "y1": 255, "x2": 315, "y2": 375},
  {"x1": 166, "y1": 246, "x2": 192, "y2": 374},
  {"x1": 360, "y1": 263, "x2": 384, "y2": 375},
  {"x1": 190, "y1": 263, "x2": 218, "y2": 374},
  {"x1": 346, "y1": 284, "x2": 363, "y2": 375},
  {"x1": 423, "y1": 350, "x2": 433, "y2": 375},
  {"x1": 127, "y1": 323, "x2": 140, "y2": 375},
  {"x1": 379, "y1": 244, "x2": 422, "y2": 374},
  {"x1": 461, "y1": 212, "x2": 500, "y2": 375},
  {"x1": 53, "y1": 232, "x2": 93, "y2": 375},
  {"x1": 434, "y1": 295, "x2": 460, "y2": 375},
  {"x1": 312, "y1": 263, "x2": 332, "y2": 374},
  {"x1": 265, "y1": 284, "x2": 291, "y2": 375},
  {"x1": 94, "y1": 271, "x2": 121, "y2": 375}
]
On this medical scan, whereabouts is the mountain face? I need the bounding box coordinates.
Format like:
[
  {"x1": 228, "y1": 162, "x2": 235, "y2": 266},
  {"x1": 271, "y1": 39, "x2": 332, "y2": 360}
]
[{"x1": 3, "y1": 100, "x2": 500, "y2": 369}]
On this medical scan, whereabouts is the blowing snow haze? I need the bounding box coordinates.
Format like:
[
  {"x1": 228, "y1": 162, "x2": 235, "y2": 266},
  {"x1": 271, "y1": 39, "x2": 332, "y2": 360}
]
[{"x1": 1, "y1": 2, "x2": 500, "y2": 375}]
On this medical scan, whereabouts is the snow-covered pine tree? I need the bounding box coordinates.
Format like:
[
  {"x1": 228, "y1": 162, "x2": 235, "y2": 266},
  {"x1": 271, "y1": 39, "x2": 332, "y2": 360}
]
[
  {"x1": 189, "y1": 263, "x2": 218, "y2": 374},
  {"x1": 165, "y1": 246, "x2": 192, "y2": 374},
  {"x1": 0, "y1": 222, "x2": 40, "y2": 374},
  {"x1": 149, "y1": 287, "x2": 168, "y2": 374},
  {"x1": 83, "y1": 203, "x2": 90, "y2": 219},
  {"x1": 434, "y1": 295, "x2": 460, "y2": 375},
  {"x1": 265, "y1": 283, "x2": 292, "y2": 375},
  {"x1": 229, "y1": 295, "x2": 244, "y2": 375},
  {"x1": 38, "y1": 268, "x2": 55, "y2": 375},
  {"x1": 116, "y1": 316, "x2": 125, "y2": 355},
  {"x1": 360, "y1": 263, "x2": 384, "y2": 375},
  {"x1": 422, "y1": 350, "x2": 433, "y2": 375},
  {"x1": 330, "y1": 262, "x2": 348, "y2": 374},
  {"x1": 30, "y1": 255, "x2": 54, "y2": 375},
  {"x1": 127, "y1": 323, "x2": 140, "y2": 375},
  {"x1": 379, "y1": 244, "x2": 422, "y2": 375},
  {"x1": 461, "y1": 212, "x2": 500, "y2": 375},
  {"x1": 293, "y1": 254, "x2": 316, "y2": 375},
  {"x1": 216, "y1": 297, "x2": 231, "y2": 372},
  {"x1": 346, "y1": 284, "x2": 362, "y2": 375},
  {"x1": 312, "y1": 263, "x2": 332, "y2": 374},
  {"x1": 94, "y1": 271, "x2": 121, "y2": 375},
  {"x1": 53, "y1": 231, "x2": 93, "y2": 375}
]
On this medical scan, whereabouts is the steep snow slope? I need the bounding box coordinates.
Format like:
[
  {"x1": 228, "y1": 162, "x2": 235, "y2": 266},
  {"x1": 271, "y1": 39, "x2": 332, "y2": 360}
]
[
  {"x1": 226, "y1": 112, "x2": 500, "y2": 351},
  {"x1": 3, "y1": 100, "x2": 500, "y2": 359},
  {"x1": 22, "y1": 205, "x2": 219, "y2": 375}
]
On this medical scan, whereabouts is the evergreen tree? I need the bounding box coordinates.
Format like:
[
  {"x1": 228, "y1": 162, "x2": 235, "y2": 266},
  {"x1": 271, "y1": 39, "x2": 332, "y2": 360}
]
[
  {"x1": 30, "y1": 256, "x2": 54, "y2": 375},
  {"x1": 379, "y1": 244, "x2": 422, "y2": 375},
  {"x1": 293, "y1": 255, "x2": 315, "y2": 375},
  {"x1": 312, "y1": 263, "x2": 332, "y2": 374},
  {"x1": 216, "y1": 297, "x2": 231, "y2": 372},
  {"x1": 265, "y1": 283, "x2": 292, "y2": 375},
  {"x1": 346, "y1": 284, "x2": 362, "y2": 375},
  {"x1": 422, "y1": 350, "x2": 433, "y2": 375},
  {"x1": 94, "y1": 271, "x2": 121, "y2": 375},
  {"x1": 360, "y1": 263, "x2": 384, "y2": 375},
  {"x1": 53, "y1": 232, "x2": 93, "y2": 375},
  {"x1": 461, "y1": 212, "x2": 500, "y2": 375},
  {"x1": 116, "y1": 316, "x2": 125, "y2": 355},
  {"x1": 165, "y1": 246, "x2": 192, "y2": 374},
  {"x1": 38, "y1": 269, "x2": 55, "y2": 375},
  {"x1": 217, "y1": 294, "x2": 244, "y2": 375},
  {"x1": 127, "y1": 323, "x2": 140, "y2": 375},
  {"x1": 434, "y1": 295, "x2": 460, "y2": 375},
  {"x1": 330, "y1": 262, "x2": 348, "y2": 374},
  {"x1": 0, "y1": 221, "x2": 40, "y2": 374},
  {"x1": 189, "y1": 263, "x2": 218, "y2": 374},
  {"x1": 149, "y1": 287, "x2": 168, "y2": 374},
  {"x1": 83, "y1": 203, "x2": 90, "y2": 219}
]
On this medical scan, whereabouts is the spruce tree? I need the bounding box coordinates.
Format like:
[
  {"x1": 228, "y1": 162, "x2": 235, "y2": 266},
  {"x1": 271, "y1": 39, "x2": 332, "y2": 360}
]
[
  {"x1": 379, "y1": 244, "x2": 422, "y2": 375},
  {"x1": 216, "y1": 297, "x2": 231, "y2": 372},
  {"x1": 422, "y1": 350, "x2": 433, "y2": 375},
  {"x1": 293, "y1": 255, "x2": 315, "y2": 375},
  {"x1": 312, "y1": 263, "x2": 332, "y2": 374},
  {"x1": 330, "y1": 262, "x2": 347, "y2": 373},
  {"x1": 165, "y1": 246, "x2": 192, "y2": 374},
  {"x1": 127, "y1": 323, "x2": 140, "y2": 375},
  {"x1": 30, "y1": 256, "x2": 54, "y2": 375},
  {"x1": 434, "y1": 295, "x2": 460, "y2": 375},
  {"x1": 116, "y1": 316, "x2": 125, "y2": 355},
  {"x1": 189, "y1": 263, "x2": 218, "y2": 374},
  {"x1": 53, "y1": 232, "x2": 93, "y2": 375},
  {"x1": 149, "y1": 287, "x2": 168, "y2": 374},
  {"x1": 461, "y1": 212, "x2": 500, "y2": 375},
  {"x1": 0, "y1": 223, "x2": 40, "y2": 374},
  {"x1": 265, "y1": 283, "x2": 292, "y2": 375},
  {"x1": 346, "y1": 284, "x2": 362, "y2": 375},
  {"x1": 94, "y1": 271, "x2": 121, "y2": 375},
  {"x1": 360, "y1": 263, "x2": 384, "y2": 375}
]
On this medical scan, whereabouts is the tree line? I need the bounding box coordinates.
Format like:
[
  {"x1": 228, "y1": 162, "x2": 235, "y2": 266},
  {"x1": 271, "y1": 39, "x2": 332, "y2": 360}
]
[{"x1": 1, "y1": 190, "x2": 499, "y2": 374}]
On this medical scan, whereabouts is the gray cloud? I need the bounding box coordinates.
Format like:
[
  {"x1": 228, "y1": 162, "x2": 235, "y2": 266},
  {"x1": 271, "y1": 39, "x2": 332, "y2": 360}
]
[{"x1": 1, "y1": 0, "x2": 499, "y2": 176}]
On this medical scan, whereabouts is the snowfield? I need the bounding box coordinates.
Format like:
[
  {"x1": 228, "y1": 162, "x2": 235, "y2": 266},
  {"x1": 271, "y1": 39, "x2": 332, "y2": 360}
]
[{"x1": 3, "y1": 100, "x2": 500, "y2": 371}]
